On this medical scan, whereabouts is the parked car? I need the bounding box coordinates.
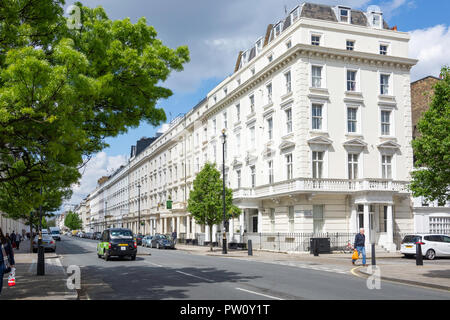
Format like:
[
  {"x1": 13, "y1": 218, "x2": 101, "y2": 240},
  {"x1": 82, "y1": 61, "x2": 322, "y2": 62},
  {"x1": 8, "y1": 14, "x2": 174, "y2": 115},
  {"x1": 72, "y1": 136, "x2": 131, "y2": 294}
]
[
  {"x1": 142, "y1": 235, "x2": 153, "y2": 247},
  {"x1": 84, "y1": 232, "x2": 93, "y2": 239},
  {"x1": 150, "y1": 234, "x2": 175, "y2": 249},
  {"x1": 93, "y1": 232, "x2": 102, "y2": 240},
  {"x1": 134, "y1": 234, "x2": 144, "y2": 246},
  {"x1": 400, "y1": 234, "x2": 450, "y2": 260},
  {"x1": 32, "y1": 235, "x2": 56, "y2": 253},
  {"x1": 97, "y1": 228, "x2": 137, "y2": 261}
]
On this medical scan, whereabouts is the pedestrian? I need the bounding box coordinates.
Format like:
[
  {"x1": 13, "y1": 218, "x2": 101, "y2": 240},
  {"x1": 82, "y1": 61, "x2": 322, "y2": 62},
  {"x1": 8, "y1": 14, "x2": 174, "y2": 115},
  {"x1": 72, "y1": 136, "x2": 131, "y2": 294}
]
[
  {"x1": 10, "y1": 231, "x2": 16, "y2": 249},
  {"x1": 0, "y1": 228, "x2": 15, "y2": 295},
  {"x1": 352, "y1": 228, "x2": 367, "y2": 266},
  {"x1": 15, "y1": 233, "x2": 22, "y2": 250},
  {"x1": 172, "y1": 230, "x2": 177, "y2": 245}
]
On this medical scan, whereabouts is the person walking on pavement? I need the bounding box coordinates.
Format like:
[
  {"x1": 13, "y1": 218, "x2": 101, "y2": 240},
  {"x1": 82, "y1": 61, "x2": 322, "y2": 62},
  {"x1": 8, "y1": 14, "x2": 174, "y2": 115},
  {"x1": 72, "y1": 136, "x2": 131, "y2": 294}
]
[
  {"x1": 10, "y1": 231, "x2": 16, "y2": 249},
  {"x1": 15, "y1": 233, "x2": 22, "y2": 250},
  {"x1": 353, "y1": 228, "x2": 367, "y2": 266},
  {"x1": 172, "y1": 230, "x2": 177, "y2": 245},
  {"x1": 0, "y1": 228, "x2": 15, "y2": 295}
]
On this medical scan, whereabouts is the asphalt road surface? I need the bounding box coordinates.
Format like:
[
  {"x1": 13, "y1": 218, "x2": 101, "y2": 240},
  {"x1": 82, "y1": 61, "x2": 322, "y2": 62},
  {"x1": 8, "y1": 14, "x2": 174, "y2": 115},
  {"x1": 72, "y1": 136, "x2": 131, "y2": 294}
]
[{"x1": 56, "y1": 236, "x2": 450, "y2": 300}]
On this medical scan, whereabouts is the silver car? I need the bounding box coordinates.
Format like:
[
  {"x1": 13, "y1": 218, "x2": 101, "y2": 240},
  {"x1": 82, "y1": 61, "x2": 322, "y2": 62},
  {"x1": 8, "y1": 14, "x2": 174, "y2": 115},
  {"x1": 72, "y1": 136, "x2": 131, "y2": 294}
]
[{"x1": 32, "y1": 235, "x2": 56, "y2": 253}]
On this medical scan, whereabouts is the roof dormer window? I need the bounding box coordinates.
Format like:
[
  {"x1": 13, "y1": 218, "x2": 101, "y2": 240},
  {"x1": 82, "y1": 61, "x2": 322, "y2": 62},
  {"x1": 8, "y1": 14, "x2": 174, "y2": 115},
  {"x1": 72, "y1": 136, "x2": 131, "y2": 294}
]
[
  {"x1": 274, "y1": 22, "x2": 283, "y2": 37},
  {"x1": 255, "y1": 38, "x2": 263, "y2": 54},
  {"x1": 339, "y1": 7, "x2": 350, "y2": 23},
  {"x1": 372, "y1": 14, "x2": 381, "y2": 28}
]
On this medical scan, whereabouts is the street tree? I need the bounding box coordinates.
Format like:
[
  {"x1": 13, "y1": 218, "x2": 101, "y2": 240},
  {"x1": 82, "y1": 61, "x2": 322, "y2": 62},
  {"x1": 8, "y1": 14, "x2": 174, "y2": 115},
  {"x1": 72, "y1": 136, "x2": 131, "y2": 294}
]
[
  {"x1": 64, "y1": 211, "x2": 83, "y2": 231},
  {"x1": 0, "y1": 1, "x2": 189, "y2": 220},
  {"x1": 410, "y1": 66, "x2": 450, "y2": 205},
  {"x1": 187, "y1": 162, "x2": 241, "y2": 251}
]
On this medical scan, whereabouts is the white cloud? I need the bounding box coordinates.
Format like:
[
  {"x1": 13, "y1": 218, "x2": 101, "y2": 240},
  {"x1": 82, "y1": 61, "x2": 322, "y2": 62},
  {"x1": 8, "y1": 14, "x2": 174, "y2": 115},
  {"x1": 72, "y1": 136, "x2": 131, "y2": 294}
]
[
  {"x1": 62, "y1": 152, "x2": 127, "y2": 210},
  {"x1": 409, "y1": 25, "x2": 450, "y2": 81}
]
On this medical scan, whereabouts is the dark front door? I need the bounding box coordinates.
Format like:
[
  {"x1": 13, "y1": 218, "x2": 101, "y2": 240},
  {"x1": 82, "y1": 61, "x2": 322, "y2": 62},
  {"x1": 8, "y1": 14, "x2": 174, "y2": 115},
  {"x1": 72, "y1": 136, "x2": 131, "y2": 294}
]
[{"x1": 252, "y1": 216, "x2": 258, "y2": 233}]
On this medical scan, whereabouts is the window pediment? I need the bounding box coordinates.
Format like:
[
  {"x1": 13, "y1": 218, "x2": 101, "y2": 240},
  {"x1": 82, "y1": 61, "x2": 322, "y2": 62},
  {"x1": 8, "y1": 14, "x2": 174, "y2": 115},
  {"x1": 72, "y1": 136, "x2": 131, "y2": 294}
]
[
  {"x1": 343, "y1": 138, "x2": 367, "y2": 149},
  {"x1": 279, "y1": 140, "x2": 295, "y2": 150},
  {"x1": 262, "y1": 146, "x2": 275, "y2": 158},
  {"x1": 307, "y1": 136, "x2": 333, "y2": 145},
  {"x1": 377, "y1": 140, "x2": 400, "y2": 150}
]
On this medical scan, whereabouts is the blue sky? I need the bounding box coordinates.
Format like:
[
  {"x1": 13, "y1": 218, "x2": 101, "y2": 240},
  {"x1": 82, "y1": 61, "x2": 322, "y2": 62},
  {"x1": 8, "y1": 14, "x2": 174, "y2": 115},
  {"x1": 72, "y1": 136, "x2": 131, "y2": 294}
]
[{"x1": 63, "y1": 0, "x2": 450, "y2": 210}]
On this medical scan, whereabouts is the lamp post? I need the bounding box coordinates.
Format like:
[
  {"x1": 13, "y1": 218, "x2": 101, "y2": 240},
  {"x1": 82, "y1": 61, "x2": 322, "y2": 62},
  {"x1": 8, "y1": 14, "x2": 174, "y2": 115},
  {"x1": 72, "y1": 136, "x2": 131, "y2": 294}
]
[
  {"x1": 221, "y1": 129, "x2": 228, "y2": 254},
  {"x1": 138, "y1": 183, "x2": 141, "y2": 235},
  {"x1": 37, "y1": 186, "x2": 45, "y2": 276},
  {"x1": 104, "y1": 201, "x2": 107, "y2": 231}
]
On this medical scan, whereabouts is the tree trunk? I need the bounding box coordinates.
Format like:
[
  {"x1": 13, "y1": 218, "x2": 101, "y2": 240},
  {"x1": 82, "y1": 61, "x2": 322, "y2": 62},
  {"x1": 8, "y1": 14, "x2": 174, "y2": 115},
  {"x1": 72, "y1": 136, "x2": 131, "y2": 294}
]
[
  {"x1": 29, "y1": 215, "x2": 33, "y2": 253},
  {"x1": 209, "y1": 224, "x2": 213, "y2": 252}
]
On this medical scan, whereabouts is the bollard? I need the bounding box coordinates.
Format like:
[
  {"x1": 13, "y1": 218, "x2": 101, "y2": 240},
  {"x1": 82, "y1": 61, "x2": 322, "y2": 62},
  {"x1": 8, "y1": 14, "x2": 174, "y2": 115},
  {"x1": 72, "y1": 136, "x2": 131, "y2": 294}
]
[
  {"x1": 314, "y1": 239, "x2": 319, "y2": 256},
  {"x1": 248, "y1": 239, "x2": 253, "y2": 256},
  {"x1": 371, "y1": 243, "x2": 376, "y2": 266},
  {"x1": 37, "y1": 245, "x2": 45, "y2": 275},
  {"x1": 416, "y1": 242, "x2": 423, "y2": 266}
]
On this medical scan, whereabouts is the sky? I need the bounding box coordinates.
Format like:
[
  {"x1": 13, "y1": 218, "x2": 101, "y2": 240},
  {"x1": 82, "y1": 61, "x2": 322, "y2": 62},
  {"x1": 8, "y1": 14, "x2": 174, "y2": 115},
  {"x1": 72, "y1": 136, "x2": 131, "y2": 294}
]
[{"x1": 60, "y1": 0, "x2": 450, "y2": 212}]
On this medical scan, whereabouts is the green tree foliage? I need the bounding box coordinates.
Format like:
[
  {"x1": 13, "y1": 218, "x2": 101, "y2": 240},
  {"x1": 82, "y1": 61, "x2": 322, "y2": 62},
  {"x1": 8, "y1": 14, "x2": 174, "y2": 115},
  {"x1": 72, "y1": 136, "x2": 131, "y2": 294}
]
[
  {"x1": 187, "y1": 163, "x2": 241, "y2": 251},
  {"x1": 0, "y1": 1, "x2": 189, "y2": 219},
  {"x1": 64, "y1": 211, "x2": 82, "y2": 230},
  {"x1": 410, "y1": 66, "x2": 450, "y2": 205}
]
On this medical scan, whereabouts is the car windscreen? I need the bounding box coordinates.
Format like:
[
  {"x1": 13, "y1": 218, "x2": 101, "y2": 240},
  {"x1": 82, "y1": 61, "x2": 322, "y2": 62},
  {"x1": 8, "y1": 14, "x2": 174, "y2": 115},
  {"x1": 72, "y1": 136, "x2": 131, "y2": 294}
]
[
  {"x1": 110, "y1": 230, "x2": 133, "y2": 239},
  {"x1": 51, "y1": 231, "x2": 60, "y2": 234},
  {"x1": 402, "y1": 235, "x2": 422, "y2": 243}
]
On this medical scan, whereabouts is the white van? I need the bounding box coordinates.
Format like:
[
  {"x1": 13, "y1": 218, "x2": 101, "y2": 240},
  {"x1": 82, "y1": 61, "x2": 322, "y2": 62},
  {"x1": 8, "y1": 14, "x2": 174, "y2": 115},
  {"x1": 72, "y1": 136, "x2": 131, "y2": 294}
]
[{"x1": 400, "y1": 234, "x2": 450, "y2": 260}]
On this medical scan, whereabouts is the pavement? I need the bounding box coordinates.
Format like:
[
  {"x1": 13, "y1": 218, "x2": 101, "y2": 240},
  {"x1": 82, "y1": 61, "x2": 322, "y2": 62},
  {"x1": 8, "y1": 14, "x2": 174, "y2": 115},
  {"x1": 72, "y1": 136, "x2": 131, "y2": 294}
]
[
  {"x1": 0, "y1": 240, "x2": 77, "y2": 300},
  {"x1": 175, "y1": 243, "x2": 450, "y2": 292}
]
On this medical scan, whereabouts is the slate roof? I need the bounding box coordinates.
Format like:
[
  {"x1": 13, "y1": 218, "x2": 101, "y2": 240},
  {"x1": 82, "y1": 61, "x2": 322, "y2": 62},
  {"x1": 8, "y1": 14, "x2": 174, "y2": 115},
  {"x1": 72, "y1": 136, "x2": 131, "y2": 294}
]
[{"x1": 234, "y1": 2, "x2": 391, "y2": 72}]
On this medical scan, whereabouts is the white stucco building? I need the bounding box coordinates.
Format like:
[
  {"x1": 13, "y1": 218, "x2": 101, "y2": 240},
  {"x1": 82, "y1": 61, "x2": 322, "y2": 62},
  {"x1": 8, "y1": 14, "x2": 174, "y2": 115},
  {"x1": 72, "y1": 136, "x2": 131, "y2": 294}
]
[{"x1": 80, "y1": 3, "x2": 419, "y2": 251}]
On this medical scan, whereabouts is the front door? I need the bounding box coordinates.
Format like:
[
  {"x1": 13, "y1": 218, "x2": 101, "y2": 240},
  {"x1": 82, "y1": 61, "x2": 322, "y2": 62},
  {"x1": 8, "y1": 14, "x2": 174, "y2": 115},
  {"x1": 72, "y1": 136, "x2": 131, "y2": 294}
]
[{"x1": 252, "y1": 216, "x2": 258, "y2": 233}]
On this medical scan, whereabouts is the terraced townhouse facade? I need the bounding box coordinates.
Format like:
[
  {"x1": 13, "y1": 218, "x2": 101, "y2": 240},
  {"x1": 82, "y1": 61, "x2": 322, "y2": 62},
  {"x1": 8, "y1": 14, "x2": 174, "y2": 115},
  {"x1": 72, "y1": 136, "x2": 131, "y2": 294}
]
[{"x1": 83, "y1": 3, "x2": 418, "y2": 251}]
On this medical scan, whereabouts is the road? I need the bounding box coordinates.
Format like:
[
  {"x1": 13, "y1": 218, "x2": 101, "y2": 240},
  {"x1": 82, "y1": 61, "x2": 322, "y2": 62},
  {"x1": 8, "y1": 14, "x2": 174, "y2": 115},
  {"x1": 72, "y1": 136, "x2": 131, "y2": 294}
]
[{"x1": 57, "y1": 236, "x2": 450, "y2": 300}]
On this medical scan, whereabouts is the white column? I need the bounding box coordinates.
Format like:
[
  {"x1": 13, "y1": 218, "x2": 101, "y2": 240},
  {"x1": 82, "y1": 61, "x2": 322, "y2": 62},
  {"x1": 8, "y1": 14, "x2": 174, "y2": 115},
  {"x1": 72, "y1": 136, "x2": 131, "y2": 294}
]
[
  {"x1": 363, "y1": 204, "x2": 370, "y2": 247},
  {"x1": 350, "y1": 204, "x2": 357, "y2": 233},
  {"x1": 230, "y1": 217, "x2": 235, "y2": 242},
  {"x1": 258, "y1": 208, "x2": 263, "y2": 233},
  {"x1": 387, "y1": 204, "x2": 394, "y2": 250},
  {"x1": 205, "y1": 225, "x2": 210, "y2": 242},
  {"x1": 239, "y1": 210, "x2": 245, "y2": 236},
  {"x1": 177, "y1": 216, "x2": 181, "y2": 234},
  {"x1": 212, "y1": 224, "x2": 217, "y2": 242}
]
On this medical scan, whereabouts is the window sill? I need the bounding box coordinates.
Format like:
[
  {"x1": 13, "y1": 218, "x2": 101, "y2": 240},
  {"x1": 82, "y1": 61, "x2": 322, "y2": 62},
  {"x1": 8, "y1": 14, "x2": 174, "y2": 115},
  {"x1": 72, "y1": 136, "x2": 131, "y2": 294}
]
[
  {"x1": 263, "y1": 101, "x2": 274, "y2": 111},
  {"x1": 281, "y1": 91, "x2": 293, "y2": 101},
  {"x1": 234, "y1": 121, "x2": 241, "y2": 127},
  {"x1": 309, "y1": 130, "x2": 329, "y2": 136},
  {"x1": 247, "y1": 112, "x2": 256, "y2": 120},
  {"x1": 282, "y1": 132, "x2": 294, "y2": 140},
  {"x1": 345, "y1": 91, "x2": 363, "y2": 97}
]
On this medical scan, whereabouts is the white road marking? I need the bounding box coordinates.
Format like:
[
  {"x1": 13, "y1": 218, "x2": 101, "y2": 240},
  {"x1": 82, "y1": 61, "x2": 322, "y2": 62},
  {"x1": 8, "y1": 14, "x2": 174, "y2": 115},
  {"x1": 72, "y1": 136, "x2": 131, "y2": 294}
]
[
  {"x1": 235, "y1": 287, "x2": 284, "y2": 300},
  {"x1": 146, "y1": 262, "x2": 163, "y2": 267},
  {"x1": 175, "y1": 270, "x2": 214, "y2": 282}
]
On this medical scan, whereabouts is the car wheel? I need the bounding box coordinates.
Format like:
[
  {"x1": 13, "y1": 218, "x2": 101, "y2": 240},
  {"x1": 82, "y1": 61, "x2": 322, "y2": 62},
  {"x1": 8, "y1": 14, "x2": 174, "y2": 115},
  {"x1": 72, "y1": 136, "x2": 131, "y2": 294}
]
[
  {"x1": 426, "y1": 249, "x2": 436, "y2": 260},
  {"x1": 131, "y1": 255, "x2": 136, "y2": 261},
  {"x1": 403, "y1": 254, "x2": 414, "y2": 259}
]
